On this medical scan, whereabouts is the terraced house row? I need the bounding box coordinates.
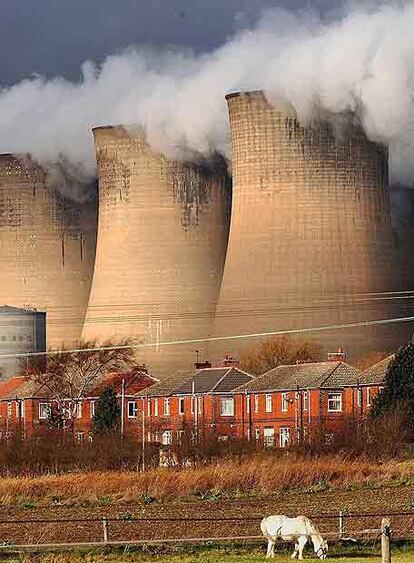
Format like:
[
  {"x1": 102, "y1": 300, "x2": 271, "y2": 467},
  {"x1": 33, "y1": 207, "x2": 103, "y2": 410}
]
[{"x1": 0, "y1": 354, "x2": 391, "y2": 447}]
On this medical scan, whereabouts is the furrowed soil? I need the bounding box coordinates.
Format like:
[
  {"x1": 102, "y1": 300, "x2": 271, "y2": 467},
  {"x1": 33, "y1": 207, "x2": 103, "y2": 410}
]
[{"x1": 0, "y1": 481, "x2": 413, "y2": 546}]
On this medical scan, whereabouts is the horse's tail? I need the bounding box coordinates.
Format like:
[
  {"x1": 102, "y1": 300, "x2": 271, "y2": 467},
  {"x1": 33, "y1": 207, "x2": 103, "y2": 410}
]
[{"x1": 260, "y1": 517, "x2": 269, "y2": 538}]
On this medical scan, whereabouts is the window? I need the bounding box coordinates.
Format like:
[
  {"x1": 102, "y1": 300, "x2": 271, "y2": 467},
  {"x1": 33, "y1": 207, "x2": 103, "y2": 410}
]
[
  {"x1": 327, "y1": 392, "x2": 342, "y2": 412},
  {"x1": 197, "y1": 396, "x2": 203, "y2": 414},
  {"x1": 164, "y1": 398, "x2": 170, "y2": 416},
  {"x1": 264, "y1": 427, "x2": 275, "y2": 447},
  {"x1": 281, "y1": 393, "x2": 289, "y2": 412},
  {"x1": 39, "y1": 403, "x2": 51, "y2": 420},
  {"x1": 154, "y1": 399, "x2": 158, "y2": 417},
  {"x1": 76, "y1": 432, "x2": 84, "y2": 443},
  {"x1": 128, "y1": 401, "x2": 138, "y2": 418},
  {"x1": 17, "y1": 401, "x2": 25, "y2": 418},
  {"x1": 254, "y1": 394, "x2": 259, "y2": 413},
  {"x1": 7, "y1": 402, "x2": 12, "y2": 418},
  {"x1": 178, "y1": 397, "x2": 185, "y2": 415},
  {"x1": 279, "y1": 427, "x2": 290, "y2": 448},
  {"x1": 255, "y1": 428, "x2": 260, "y2": 442},
  {"x1": 366, "y1": 387, "x2": 372, "y2": 407},
  {"x1": 76, "y1": 402, "x2": 82, "y2": 419},
  {"x1": 191, "y1": 396, "x2": 195, "y2": 414},
  {"x1": 265, "y1": 394, "x2": 272, "y2": 413},
  {"x1": 303, "y1": 391, "x2": 308, "y2": 411},
  {"x1": 147, "y1": 400, "x2": 151, "y2": 417},
  {"x1": 90, "y1": 401, "x2": 95, "y2": 418},
  {"x1": 357, "y1": 388, "x2": 362, "y2": 408},
  {"x1": 162, "y1": 430, "x2": 172, "y2": 445},
  {"x1": 220, "y1": 397, "x2": 234, "y2": 417},
  {"x1": 246, "y1": 395, "x2": 250, "y2": 414}
]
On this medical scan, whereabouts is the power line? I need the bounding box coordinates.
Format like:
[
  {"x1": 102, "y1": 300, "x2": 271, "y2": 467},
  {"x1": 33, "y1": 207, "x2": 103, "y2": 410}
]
[{"x1": 0, "y1": 314, "x2": 413, "y2": 360}]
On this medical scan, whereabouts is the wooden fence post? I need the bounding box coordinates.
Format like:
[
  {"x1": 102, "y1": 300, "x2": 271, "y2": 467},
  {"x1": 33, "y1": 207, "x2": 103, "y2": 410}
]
[
  {"x1": 381, "y1": 517, "x2": 391, "y2": 563},
  {"x1": 338, "y1": 511, "x2": 344, "y2": 539},
  {"x1": 102, "y1": 516, "x2": 108, "y2": 543}
]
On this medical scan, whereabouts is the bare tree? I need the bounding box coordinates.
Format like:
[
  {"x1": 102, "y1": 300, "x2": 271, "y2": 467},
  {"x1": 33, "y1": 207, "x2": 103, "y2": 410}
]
[
  {"x1": 352, "y1": 350, "x2": 391, "y2": 371},
  {"x1": 22, "y1": 339, "x2": 137, "y2": 426},
  {"x1": 240, "y1": 335, "x2": 321, "y2": 375}
]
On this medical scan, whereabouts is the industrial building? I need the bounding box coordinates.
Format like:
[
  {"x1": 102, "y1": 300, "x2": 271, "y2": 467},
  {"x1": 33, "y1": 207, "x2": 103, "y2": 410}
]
[
  {"x1": 0, "y1": 305, "x2": 46, "y2": 378},
  {"x1": 212, "y1": 90, "x2": 408, "y2": 362},
  {"x1": 0, "y1": 155, "x2": 96, "y2": 348},
  {"x1": 82, "y1": 126, "x2": 230, "y2": 375}
]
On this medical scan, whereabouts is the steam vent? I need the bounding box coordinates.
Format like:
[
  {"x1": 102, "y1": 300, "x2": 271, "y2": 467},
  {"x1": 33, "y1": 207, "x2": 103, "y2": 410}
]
[
  {"x1": 213, "y1": 90, "x2": 406, "y2": 360},
  {"x1": 0, "y1": 155, "x2": 96, "y2": 347},
  {"x1": 82, "y1": 126, "x2": 230, "y2": 375}
]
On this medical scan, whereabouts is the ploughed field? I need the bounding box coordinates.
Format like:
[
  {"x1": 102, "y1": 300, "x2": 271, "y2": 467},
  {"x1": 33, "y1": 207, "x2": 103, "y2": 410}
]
[{"x1": 0, "y1": 482, "x2": 413, "y2": 546}]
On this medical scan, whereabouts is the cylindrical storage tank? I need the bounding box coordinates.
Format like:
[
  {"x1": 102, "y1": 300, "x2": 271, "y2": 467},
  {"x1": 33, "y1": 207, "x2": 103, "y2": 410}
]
[
  {"x1": 0, "y1": 155, "x2": 96, "y2": 347},
  {"x1": 82, "y1": 126, "x2": 230, "y2": 376},
  {"x1": 213, "y1": 90, "x2": 409, "y2": 360},
  {"x1": 0, "y1": 305, "x2": 46, "y2": 379}
]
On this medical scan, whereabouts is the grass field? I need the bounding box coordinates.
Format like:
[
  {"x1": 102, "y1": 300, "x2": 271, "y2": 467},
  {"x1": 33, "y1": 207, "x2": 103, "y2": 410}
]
[
  {"x1": 3, "y1": 544, "x2": 414, "y2": 562},
  {"x1": 0, "y1": 456, "x2": 413, "y2": 506}
]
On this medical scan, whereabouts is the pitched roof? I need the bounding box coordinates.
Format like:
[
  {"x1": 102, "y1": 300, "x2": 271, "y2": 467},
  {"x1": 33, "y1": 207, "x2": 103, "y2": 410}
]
[
  {"x1": 0, "y1": 376, "x2": 28, "y2": 399},
  {"x1": 90, "y1": 368, "x2": 158, "y2": 396},
  {"x1": 235, "y1": 361, "x2": 361, "y2": 393},
  {"x1": 172, "y1": 367, "x2": 254, "y2": 394},
  {"x1": 135, "y1": 371, "x2": 193, "y2": 397},
  {"x1": 0, "y1": 377, "x2": 53, "y2": 400},
  {"x1": 360, "y1": 355, "x2": 394, "y2": 385}
]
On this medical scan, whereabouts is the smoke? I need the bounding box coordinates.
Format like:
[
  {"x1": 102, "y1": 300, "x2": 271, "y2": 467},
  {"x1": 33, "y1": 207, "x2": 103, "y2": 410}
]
[{"x1": 0, "y1": 1, "x2": 414, "y2": 195}]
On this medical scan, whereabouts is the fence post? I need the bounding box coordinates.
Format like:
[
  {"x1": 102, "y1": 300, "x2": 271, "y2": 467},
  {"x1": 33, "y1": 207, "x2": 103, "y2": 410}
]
[
  {"x1": 102, "y1": 516, "x2": 108, "y2": 543},
  {"x1": 381, "y1": 517, "x2": 391, "y2": 563},
  {"x1": 338, "y1": 510, "x2": 344, "y2": 539}
]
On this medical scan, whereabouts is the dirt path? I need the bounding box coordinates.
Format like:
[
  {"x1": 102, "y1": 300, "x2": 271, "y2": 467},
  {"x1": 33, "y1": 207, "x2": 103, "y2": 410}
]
[{"x1": 0, "y1": 482, "x2": 413, "y2": 545}]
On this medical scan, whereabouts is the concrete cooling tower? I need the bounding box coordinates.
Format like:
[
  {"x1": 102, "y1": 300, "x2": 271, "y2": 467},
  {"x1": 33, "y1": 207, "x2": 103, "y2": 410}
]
[
  {"x1": 82, "y1": 126, "x2": 230, "y2": 376},
  {"x1": 0, "y1": 155, "x2": 96, "y2": 348},
  {"x1": 213, "y1": 90, "x2": 411, "y2": 361}
]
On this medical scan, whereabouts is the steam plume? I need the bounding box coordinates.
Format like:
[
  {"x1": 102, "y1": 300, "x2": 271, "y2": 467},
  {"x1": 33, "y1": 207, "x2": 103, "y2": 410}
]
[{"x1": 0, "y1": 1, "x2": 413, "y2": 193}]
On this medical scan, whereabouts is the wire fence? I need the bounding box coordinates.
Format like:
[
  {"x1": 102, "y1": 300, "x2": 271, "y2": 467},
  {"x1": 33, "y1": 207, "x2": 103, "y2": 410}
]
[{"x1": 0, "y1": 510, "x2": 413, "y2": 550}]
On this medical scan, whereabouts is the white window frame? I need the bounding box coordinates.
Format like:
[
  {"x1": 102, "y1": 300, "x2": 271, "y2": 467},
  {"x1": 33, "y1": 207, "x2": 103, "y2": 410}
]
[
  {"x1": 246, "y1": 395, "x2": 250, "y2": 414},
  {"x1": 255, "y1": 428, "x2": 260, "y2": 442},
  {"x1": 220, "y1": 397, "x2": 235, "y2": 417},
  {"x1": 264, "y1": 427, "x2": 275, "y2": 448},
  {"x1": 147, "y1": 400, "x2": 151, "y2": 417},
  {"x1": 357, "y1": 388, "x2": 362, "y2": 408},
  {"x1": 162, "y1": 429, "x2": 172, "y2": 445},
  {"x1": 6, "y1": 402, "x2": 12, "y2": 419},
  {"x1": 17, "y1": 401, "x2": 25, "y2": 419},
  {"x1": 366, "y1": 387, "x2": 372, "y2": 407},
  {"x1": 127, "y1": 400, "x2": 138, "y2": 418},
  {"x1": 303, "y1": 391, "x2": 308, "y2": 411},
  {"x1": 327, "y1": 392, "x2": 343, "y2": 413},
  {"x1": 154, "y1": 398, "x2": 158, "y2": 417},
  {"x1": 39, "y1": 402, "x2": 51, "y2": 420},
  {"x1": 281, "y1": 393, "x2": 289, "y2": 412},
  {"x1": 265, "y1": 394, "x2": 272, "y2": 413},
  {"x1": 191, "y1": 396, "x2": 195, "y2": 414},
  {"x1": 164, "y1": 398, "x2": 170, "y2": 416},
  {"x1": 178, "y1": 397, "x2": 185, "y2": 416},
  {"x1": 279, "y1": 427, "x2": 290, "y2": 448},
  {"x1": 76, "y1": 432, "x2": 84, "y2": 443},
  {"x1": 254, "y1": 394, "x2": 259, "y2": 413},
  {"x1": 197, "y1": 396, "x2": 203, "y2": 414},
  {"x1": 76, "y1": 401, "x2": 82, "y2": 419},
  {"x1": 90, "y1": 400, "x2": 95, "y2": 418}
]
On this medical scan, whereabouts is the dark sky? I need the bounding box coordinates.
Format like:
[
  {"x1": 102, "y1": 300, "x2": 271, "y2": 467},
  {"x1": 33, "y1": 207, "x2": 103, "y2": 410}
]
[{"x1": 1, "y1": 0, "x2": 341, "y2": 86}]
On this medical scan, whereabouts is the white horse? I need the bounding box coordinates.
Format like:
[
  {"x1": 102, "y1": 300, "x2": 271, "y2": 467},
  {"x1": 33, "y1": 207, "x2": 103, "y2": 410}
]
[{"x1": 261, "y1": 514, "x2": 328, "y2": 560}]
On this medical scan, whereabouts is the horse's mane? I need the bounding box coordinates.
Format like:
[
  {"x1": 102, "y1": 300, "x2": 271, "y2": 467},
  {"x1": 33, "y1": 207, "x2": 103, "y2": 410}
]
[{"x1": 303, "y1": 516, "x2": 323, "y2": 541}]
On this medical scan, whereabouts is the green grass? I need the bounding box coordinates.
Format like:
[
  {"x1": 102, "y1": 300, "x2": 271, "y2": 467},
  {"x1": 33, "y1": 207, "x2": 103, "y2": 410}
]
[{"x1": 3, "y1": 544, "x2": 414, "y2": 562}]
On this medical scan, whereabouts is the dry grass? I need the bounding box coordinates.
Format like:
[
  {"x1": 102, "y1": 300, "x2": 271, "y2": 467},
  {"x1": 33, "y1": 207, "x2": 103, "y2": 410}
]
[{"x1": 0, "y1": 454, "x2": 413, "y2": 506}]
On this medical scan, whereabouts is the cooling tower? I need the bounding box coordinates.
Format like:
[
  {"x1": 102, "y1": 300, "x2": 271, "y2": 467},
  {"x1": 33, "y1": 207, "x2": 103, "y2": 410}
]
[
  {"x1": 82, "y1": 126, "x2": 230, "y2": 376},
  {"x1": 0, "y1": 155, "x2": 96, "y2": 348},
  {"x1": 213, "y1": 91, "x2": 410, "y2": 360}
]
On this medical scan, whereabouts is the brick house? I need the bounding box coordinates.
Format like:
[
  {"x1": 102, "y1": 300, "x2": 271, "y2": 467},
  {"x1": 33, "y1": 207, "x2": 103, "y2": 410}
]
[
  {"x1": 133, "y1": 365, "x2": 255, "y2": 445},
  {"x1": 0, "y1": 366, "x2": 157, "y2": 439}
]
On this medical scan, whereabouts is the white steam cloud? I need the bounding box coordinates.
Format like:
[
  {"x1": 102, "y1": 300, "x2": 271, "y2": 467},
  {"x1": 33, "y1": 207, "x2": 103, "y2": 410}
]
[{"x1": 0, "y1": 1, "x2": 413, "y2": 189}]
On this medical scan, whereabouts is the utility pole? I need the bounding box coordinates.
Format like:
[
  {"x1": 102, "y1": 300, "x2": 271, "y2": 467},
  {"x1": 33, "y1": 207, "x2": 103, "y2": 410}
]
[
  {"x1": 141, "y1": 396, "x2": 146, "y2": 471},
  {"x1": 120, "y1": 378, "x2": 125, "y2": 438}
]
